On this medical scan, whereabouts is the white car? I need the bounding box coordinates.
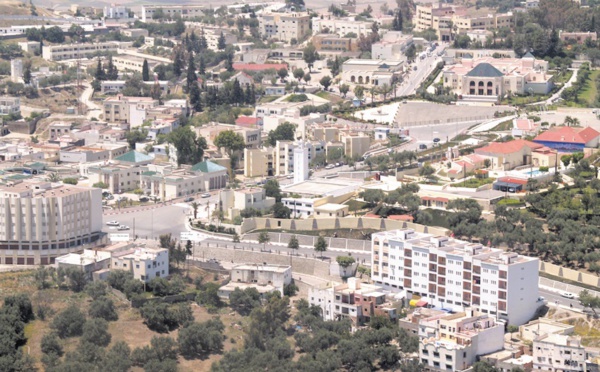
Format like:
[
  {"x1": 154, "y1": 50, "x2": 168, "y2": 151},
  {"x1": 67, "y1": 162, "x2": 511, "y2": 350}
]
[
  {"x1": 117, "y1": 225, "x2": 130, "y2": 231},
  {"x1": 106, "y1": 221, "x2": 119, "y2": 226},
  {"x1": 325, "y1": 164, "x2": 335, "y2": 169},
  {"x1": 561, "y1": 292, "x2": 575, "y2": 299},
  {"x1": 201, "y1": 193, "x2": 211, "y2": 198}
]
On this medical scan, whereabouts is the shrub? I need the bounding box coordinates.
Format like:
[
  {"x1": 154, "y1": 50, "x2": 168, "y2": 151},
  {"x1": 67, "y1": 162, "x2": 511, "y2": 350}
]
[
  {"x1": 62, "y1": 178, "x2": 78, "y2": 185},
  {"x1": 51, "y1": 305, "x2": 86, "y2": 338}
]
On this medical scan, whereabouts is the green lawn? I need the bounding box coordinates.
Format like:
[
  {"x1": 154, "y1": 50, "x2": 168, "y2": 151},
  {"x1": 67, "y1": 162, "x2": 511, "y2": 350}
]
[
  {"x1": 450, "y1": 177, "x2": 495, "y2": 188},
  {"x1": 552, "y1": 69, "x2": 573, "y2": 85},
  {"x1": 578, "y1": 70, "x2": 600, "y2": 106},
  {"x1": 490, "y1": 119, "x2": 513, "y2": 132}
]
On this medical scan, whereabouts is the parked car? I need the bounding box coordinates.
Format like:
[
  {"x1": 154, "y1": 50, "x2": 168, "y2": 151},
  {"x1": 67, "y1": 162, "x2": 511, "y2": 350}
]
[
  {"x1": 139, "y1": 196, "x2": 149, "y2": 202},
  {"x1": 561, "y1": 292, "x2": 575, "y2": 299},
  {"x1": 117, "y1": 225, "x2": 130, "y2": 231},
  {"x1": 184, "y1": 197, "x2": 194, "y2": 202},
  {"x1": 325, "y1": 164, "x2": 335, "y2": 169},
  {"x1": 537, "y1": 296, "x2": 545, "y2": 302},
  {"x1": 433, "y1": 138, "x2": 441, "y2": 143},
  {"x1": 419, "y1": 144, "x2": 428, "y2": 150},
  {"x1": 201, "y1": 193, "x2": 211, "y2": 198},
  {"x1": 106, "y1": 221, "x2": 119, "y2": 226}
]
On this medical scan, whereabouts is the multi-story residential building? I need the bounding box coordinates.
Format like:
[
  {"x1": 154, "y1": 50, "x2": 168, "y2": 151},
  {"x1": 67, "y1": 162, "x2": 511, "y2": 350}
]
[
  {"x1": 42, "y1": 42, "x2": 130, "y2": 61},
  {"x1": 219, "y1": 264, "x2": 292, "y2": 298},
  {"x1": 196, "y1": 123, "x2": 261, "y2": 150},
  {"x1": 103, "y1": 96, "x2": 158, "y2": 125},
  {"x1": 414, "y1": 3, "x2": 514, "y2": 41},
  {"x1": 100, "y1": 80, "x2": 170, "y2": 95},
  {"x1": 371, "y1": 31, "x2": 414, "y2": 61},
  {"x1": 371, "y1": 229, "x2": 539, "y2": 326},
  {"x1": 0, "y1": 181, "x2": 102, "y2": 265},
  {"x1": 112, "y1": 55, "x2": 160, "y2": 74},
  {"x1": 341, "y1": 59, "x2": 404, "y2": 86},
  {"x1": 141, "y1": 161, "x2": 228, "y2": 200},
  {"x1": 219, "y1": 187, "x2": 276, "y2": 219},
  {"x1": 111, "y1": 247, "x2": 169, "y2": 282},
  {"x1": 341, "y1": 132, "x2": 371, "y2": 158},
  {"x1": 559, "y1": 31, "x2": 597, "y2": 45},
  {"x1": 140, "y1": 5, "x2": 205, "y2": 22},
  {"x1": 274, "y1": 140, "x2": 325, "y2": 176},
  {"x1": 419, "y1": 310, "x2": 505, "y2": 371},
  {"x1": 59, "y1": 143, "x2": 128, "y2": 163},
  {"x1": 309, "y1": 278, "x2": 397, "y2": 326},
  {"x1": 104, "y1": 5, "x2": 131, "y2": 20},
  {"x1": 0, "y1": 96, "x2": 20, "y2": 116},
  {"x1": 258, "y1": 12, "x2": 311, "y2": 42},
  {"x1": 195, "y1": 27, "x2": 238, "y2": 51},
  {"x1": 312, "y1": 17, "x2": 375, "y2": 37},
  {"x1": 533, "y1": 334, "x2": 587, "y2": 371},
  {"x1": 312, "y1": 34, "x2": 357, "y2": 52},
  {"x1": 243, "y1": 147, "x2": 274, "y2": 178}
]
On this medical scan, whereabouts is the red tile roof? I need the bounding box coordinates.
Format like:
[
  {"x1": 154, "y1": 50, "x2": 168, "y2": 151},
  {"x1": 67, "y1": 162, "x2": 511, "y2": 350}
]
[
  {"x1": 533, "y1": 126, "x2": 600, "y2": 144},
  {"x1": 235, "y1": 116, "x2": 260, "y2": 126},
  {"x1": 232, "y1": 63, "x2": 288, "y2": 71},
  {"x1": 475, "y1": 139, "x2": 542, "y2": 155},
  {"x1": 497, "y1": 177, "x2": 528, "y2": 185}
]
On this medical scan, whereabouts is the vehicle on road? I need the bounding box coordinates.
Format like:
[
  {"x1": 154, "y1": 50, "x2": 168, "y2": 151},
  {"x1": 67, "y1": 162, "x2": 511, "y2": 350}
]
[
  {"x1": 419, "y1": 144, "x2": 428, "y2": 150},
  {"x1": 537, "y1": 296, "x2": 545, "y2": 302},
  {"x1": 106, "y1": 221, "x2": 119, "y2": 226},
  {"x1": 561, "y1": 292, "x2": 575, "y2": 299},
  {"x1": 201, "y1": 193, "x2": 211, "y2": 198},
  {"x1": 433, "y1": 138, "x2": 440, "y2": 143},
  {"x1": 286, "y1": 175, "x2": 294, "y2": 179},
  {"x1": 184, "y1": 197, "x2": 194, "y2": 202},
  {"x1": 325, "y1": 164, "x2": 335, "y2": 169},
  {"x1": 117, "y1": 225, "x2": 130, "y2": 230},
  {"x1": 139, "y1": 196, "x2": 149, "y2": 202}
]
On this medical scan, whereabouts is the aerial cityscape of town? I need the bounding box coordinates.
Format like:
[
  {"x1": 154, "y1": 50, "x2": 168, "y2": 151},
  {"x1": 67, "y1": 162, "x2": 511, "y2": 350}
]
[{"x1": 0, "y1": 0, "x2": 600, "y2": 370}]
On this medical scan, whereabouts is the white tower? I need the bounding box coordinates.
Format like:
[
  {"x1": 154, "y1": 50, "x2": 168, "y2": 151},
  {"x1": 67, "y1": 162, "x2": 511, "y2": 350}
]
[
  {"x1": 11, "y1": 59, "x2": 22, "y2": 83},
  {"x1": 293, "y1": 142, "x2": 309, "y2": 184}
]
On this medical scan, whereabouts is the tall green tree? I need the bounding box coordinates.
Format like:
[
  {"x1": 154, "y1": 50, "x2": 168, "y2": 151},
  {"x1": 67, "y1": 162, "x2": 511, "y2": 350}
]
[
  {"x1": 314, "y1": 236, "x2": 328, "y2": 258},
  {"x1": 267, "y1": 122, "x2": 296, "y2": 146},
  {"x1": 217, "y1": 32, "x2": 227, "y2": 50},
  {"x1": 186, "y1": 53, "x2": 197, "y2": 93},
  {"x1": 167, "y1": 126, "x2": 208, "y2": 166},
  {"x1": 264, "y1": 179, "x2": 282, "y2": 202},
  {"x1": 303, "y1": 43, "x2": 319, "y2": 72},
  {"x1": 142, "y1": 59, "x2": 150, "y2": 81}
]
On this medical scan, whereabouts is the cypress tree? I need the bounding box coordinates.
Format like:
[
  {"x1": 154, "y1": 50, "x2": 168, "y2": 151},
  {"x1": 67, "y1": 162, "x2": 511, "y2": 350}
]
[{"x1": 142, "y1": 59, "x2": 150, "y2": 81}]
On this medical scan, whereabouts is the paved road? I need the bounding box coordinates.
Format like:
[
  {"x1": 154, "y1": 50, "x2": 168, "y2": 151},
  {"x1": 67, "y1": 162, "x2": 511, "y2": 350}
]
[
  {"x1": 102, "y1": 203, "x2": 190, "y2": 240},
  {"x1": 396, "y1": 44, "x2": 447, "y2": 97}
]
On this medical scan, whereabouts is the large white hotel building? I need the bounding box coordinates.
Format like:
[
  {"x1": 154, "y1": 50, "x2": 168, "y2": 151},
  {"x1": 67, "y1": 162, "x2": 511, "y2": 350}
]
[
  {"x1": 371, "y1": 229, "x2": 539, "y2": 326},
  {"x1": 0, "y1": 181, "x2": 103, "y2": 265}
]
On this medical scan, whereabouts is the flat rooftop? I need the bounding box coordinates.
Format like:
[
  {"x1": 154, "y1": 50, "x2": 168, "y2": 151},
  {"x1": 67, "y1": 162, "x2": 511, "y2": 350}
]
[
  {"x1": 233, "y1": 264, "x2": 290, "y2": 273},
  {"x1": 282, "y1": 178, "x2": 363, "y2": 197},
  {"x1": 315, "y1": 203, "x2": 348, "y2": 211}
]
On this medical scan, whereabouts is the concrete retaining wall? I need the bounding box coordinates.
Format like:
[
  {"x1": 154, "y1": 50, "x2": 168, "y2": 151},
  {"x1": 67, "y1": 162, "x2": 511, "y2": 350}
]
[
  {"x1": 243, "y1": 232, "x2": 372, "y2": 252},
  {"x1": 240, "y1": 217, "x2": 449, "y2": 236},
  {"x1": 540, "y1": 261, "x2": 600, "y2": 288},
  {"x1": 195, "y1": 242, "x2": 339, "y2": 282}
]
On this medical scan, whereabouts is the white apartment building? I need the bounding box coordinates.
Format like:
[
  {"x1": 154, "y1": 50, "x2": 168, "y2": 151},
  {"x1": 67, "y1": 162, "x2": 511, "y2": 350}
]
[
  {"x1": 42, "y1": 42, "x2": 130, "y2": 61},
  {"x1": 371, "y1": 31, "x2": 414, "y2": 61},
  {"x1": 419, "y1": 310, "x2": 505, "y2": 371},
  {"x1": 0, "y1": 181, "x2": 102, "y2": 265},
  {"x1": 293, "y1": 143, "x2": 309, "y2": 184},
  {"x1": 100, "y1": 80, "x2": 169, "y2": 95},
  {"x1": 104, "y1": 5, "x2": 131, "y2": 19},
  {"x1": 194, "y1": 27, "x2": 238, "y2": 51},
  {"x1": 274, "y1": 140, "x2": 325, "y2": 176},
  {"x1": 309, "y1": 278, "x2": 397, "y2": 326},
  {"x1": 0, "y1": 96, "x2": 20, "y2": 116},
  {"x1": 218, "y1": 264, "x2": 291, "y2": 298},
  {"x1": 112, "y1": 55, "x2": 160, "y2": 74},
  {"x1": 140, "y1": 5, "x2": 205, "y2": 22},
  {"x1": 312, "y1": 17, "x2": 375, "y2": 37},
  {"x1": 10, "y1": 59, "x2": 22, "y2": 83},
  {"x1": 112, "y1": 247, "x2": 169, "y2": 282},
  {"x1": 341, "y1": 59, "x2": 404, "y2": 87},
  {"x1": 371, "y1": 229, "x2": 539, "y2": 326},
  {"x1": 258, "y1": 12, "x2": 311, "y2": 42},
  {"x1": 103, "y1": 96, "x2": 158, "y2": 125},
  {"x1": 533, "y1": 334, "x2": 589, "y2": 372}
]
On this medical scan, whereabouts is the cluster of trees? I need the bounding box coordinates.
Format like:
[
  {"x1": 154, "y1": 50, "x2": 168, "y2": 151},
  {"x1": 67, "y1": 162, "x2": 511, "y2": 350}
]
[
  {"x1": 166, "y1": 125, "x2": 209, "y2": 166},
  {"x1": 0, "y1": 294, "x2": 35, "y2": 370},
  {"x1": 202, "y1": 81, "x2": 256, "y2": 111},
  {"x1": 267, "y1": 122, "x2": 296, "y2": 146},
  {"x1": 363, "y1": 151, "x2": 418, "y2": 174},
  {"x1": 561, "y1": 64, "x2": 592, "y2": 104},
  {"x1": 26, "y1": 26, "x2": 65, "y2": 43},
  {"x1": 134, "y1": 18, "x2": 186, "y2": 37},
  {"x1": 360, "y1": 183, "x2": 421, "y2": 218},
  {"x1": 213, "y1": 296, "x2": 421, "y2": 371},
  {"x1": 140, "y1": 301, "x2": 194, "y2": 333},
  {"x1": 437, "y1": 171, "x2": 600, "y2": 271}
]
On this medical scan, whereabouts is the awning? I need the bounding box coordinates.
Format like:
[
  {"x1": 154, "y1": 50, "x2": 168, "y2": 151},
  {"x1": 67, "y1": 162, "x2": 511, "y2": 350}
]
[
  {"x1": 416, "y1": 300, "x2": 428, "y2": 307},
  {"x1": 409, "y1": 299, "x2": 419, "y2": 307}
]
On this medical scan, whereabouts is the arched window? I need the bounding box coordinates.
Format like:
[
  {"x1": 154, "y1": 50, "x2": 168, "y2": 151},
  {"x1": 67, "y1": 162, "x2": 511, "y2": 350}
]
[
  {"x1": 470, "y1": 81, "x2": 475, "y2": 86},
  {"x1": 351, "y1": 76, "x2": 356, "y2": 83},
  {"x1": 358, "y1": 76, "x2": 363, "y2": 84},
  {"x1": 365, "y1": 76, "x2": 370, "y2": 84}
]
